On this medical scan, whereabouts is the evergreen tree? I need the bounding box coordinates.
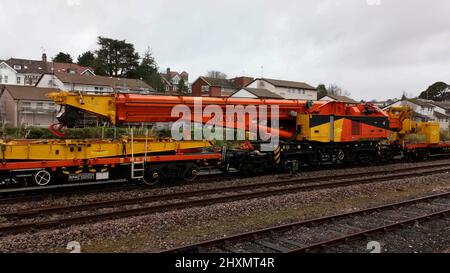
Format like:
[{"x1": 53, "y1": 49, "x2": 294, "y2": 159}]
[
  {"x1": 317, "y1": 84, "x2": 327, "y2": 99},
  {"x1": 418, "y1": 82, "x2": 450, "y2": 101},
  {"x1": 177, "y1": 78, "x2": 189, "y2": 94},
  {"x1": 96, "y1": 36, "x2": 140, "y2": 77},
  {"x1": 77, "y1": 51, "x2": 96, "y2": 67},
  {"x1": 136, "y1": 48, "x2": 165, "y2": 92},
  {"x1": 53, "y1": 52, "x2": 73, "y2": 63}
]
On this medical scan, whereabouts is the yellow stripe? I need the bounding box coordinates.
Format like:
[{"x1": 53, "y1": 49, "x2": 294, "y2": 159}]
[
  {"x1": 275, "y1": 155, "x2": 280, "y2": 160},
  {"x1": 275, "y1": 147, "x2": 281, "y2": 154}
]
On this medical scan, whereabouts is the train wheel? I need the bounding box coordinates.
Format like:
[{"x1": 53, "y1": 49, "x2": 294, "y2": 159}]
[
  {"x1": 143, "y1": 168, "x2": 162, "y2": 186},
  {"x1": 336, "y1": 149, "x2": 345, "y2": 162},
  {"x1": 32, "y1": 170, "x2": 52, "y2": 187},
  {"x1": 184, "y1": 165, "x2": 199, "y2": 182}
]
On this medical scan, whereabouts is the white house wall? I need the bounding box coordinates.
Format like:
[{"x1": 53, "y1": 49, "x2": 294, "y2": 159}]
[
  {"x1": 0, "y1": 62, "x2": 24, "y2": 85},
  {"x1": 247, "y1": 80, "x2": 275, "y2": 92},
  {"x1": 230, "y1": 89, "x2": 257, "y2": 98},
  {"x1": 384, "y1": 100, "x2": 450, "y2": 132},
  {"x1": 247, "y1": 79, "x2": 317, "y2": 100},
  {"x1": 63, "y1": 83, "x2": 114, "y2": 93},
  {"x1": 36, "y1": 74, "x2": 65, "y2": 89}
]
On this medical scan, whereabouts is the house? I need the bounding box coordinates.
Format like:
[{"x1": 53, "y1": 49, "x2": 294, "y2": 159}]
[
  {"x1": 192, "y1": 77, "x2": 237, "y2": 97},
  {"x1": 191, "y1": 76, "x2": 254, "y2": 97},
  {"x1": 0, "y1": 61, "x2": 25, "y2": 85},
  {"x1": 230, "y1": 88, "x2": 283, "y2": 99},
  {"x1": 0, "y1": 85, "x2": 58, "y2": 127},
  {"x1": 320, "y1": 94, "x2": 358, "y2": 104},
  {"x1": 383, "y1": 98, "x2": 450, "y2": 132},
  {"x1": 1, "y1": 54, "x2": 94, "y2": 86},
  {"x1": 36, "y1": 72, "x2": 154, "y2": 94},
  {"x1": 160, "y1": 68, "x2": 189, "y2": 94},
  {"x1": 246, "y1": 78, "x2": 317, "y2": 100}
]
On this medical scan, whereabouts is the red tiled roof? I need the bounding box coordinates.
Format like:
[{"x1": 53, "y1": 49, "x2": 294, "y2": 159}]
[
  {"x1": 48, "y1": 62, "x2": 93, "y2": 74},
  {"x1": 4, "y1": 58, "x2": 93, "y2": 75}
]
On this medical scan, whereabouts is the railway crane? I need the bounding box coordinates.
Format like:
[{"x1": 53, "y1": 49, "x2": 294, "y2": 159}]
[
  {"x1": 0, "y1": 91, "x2": 446, "y2": 188},
  {"x1": 47, "y1": 92, "x2": 394, "y2": 174}
]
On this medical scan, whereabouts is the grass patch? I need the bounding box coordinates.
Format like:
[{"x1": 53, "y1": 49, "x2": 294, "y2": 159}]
[{"x1": 0, "y1": 216, "x2": 8, "y2": 224}]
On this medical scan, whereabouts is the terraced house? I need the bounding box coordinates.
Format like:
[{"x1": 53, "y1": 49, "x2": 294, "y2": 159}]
[
  {"x1": 160, "y1": 68, "x2": 190, "y2": 94},
  {"x1": 384, "y1": 98, "x2": 450, "y2": 132},
  {"x1": 36, "y1": 72, "x2": 154, "y2": 94},
  {"x1": 0, "y1": 54, "x2": 94, "y2": 86}
]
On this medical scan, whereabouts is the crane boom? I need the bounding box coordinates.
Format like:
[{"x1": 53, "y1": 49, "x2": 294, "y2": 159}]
[{"x1": 48, "y1": 92, "x2": 326, "y2": 139}]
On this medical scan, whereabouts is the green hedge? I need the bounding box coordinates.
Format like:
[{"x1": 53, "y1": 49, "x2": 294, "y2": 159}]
[{"x1": 0, "y1": 127, "x2": 172, "y2": 140}]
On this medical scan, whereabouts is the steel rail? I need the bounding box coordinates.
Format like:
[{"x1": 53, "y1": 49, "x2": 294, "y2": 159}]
[
  {"x1": 161, "y1": 191, "x2": 450, "y2": 253},
  {"x1": 2, "y1": 163, "x2": 450, "y2": 220},
  {"x1": 0, "y1": 167, "x2": 449, "y2": 236}
]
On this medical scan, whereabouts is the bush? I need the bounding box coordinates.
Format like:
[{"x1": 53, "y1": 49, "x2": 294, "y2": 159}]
[
  {"x1": 0, "y1": 126, "x2": 167, "y2": 140},
  {"x1": 441, "y1": 130, "x2": 450, "y2": 141},
  {"x1": 404, "y1": 133, "x2": 427, "y2": 144}
]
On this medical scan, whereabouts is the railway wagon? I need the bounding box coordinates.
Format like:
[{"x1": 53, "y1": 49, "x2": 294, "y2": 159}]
[{"x1": 0, "y1": 137, "x2": 222, "y2": 187}]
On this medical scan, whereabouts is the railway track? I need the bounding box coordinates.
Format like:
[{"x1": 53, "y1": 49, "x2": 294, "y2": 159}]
[
  {"x1": 0, "y1": 170, "x2": 236, "y2": 203},
  {"x1": 161, "y1": 191, "x2": 450, "y2": 253},
  {"x1": 0, "y1": 163, "x2": 449, "y2": 236},
  {"x1": 2, "y1": 155, "x2": 450, "y2": 202}
]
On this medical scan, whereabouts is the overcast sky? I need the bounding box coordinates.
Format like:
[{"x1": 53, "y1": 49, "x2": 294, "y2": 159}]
[{"x1": 0, "y1": 0, "x2": 449, "y2": 100}]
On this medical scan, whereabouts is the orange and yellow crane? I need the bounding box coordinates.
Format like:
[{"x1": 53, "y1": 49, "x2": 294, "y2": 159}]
[{"x1": 0, "y1": 91, "x2": 447, "y2": 187}]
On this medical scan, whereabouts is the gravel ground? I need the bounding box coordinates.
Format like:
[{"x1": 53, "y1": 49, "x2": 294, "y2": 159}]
[
  {"x1": 0, "y1": 168, "x2": 449, "y2": 253},
  {"x1": 324, "y1": 217, "x2": 450, "y2": 253},
  {"x1": 1, "y1": 159, "x2": 449, "y2": 215},
  {"x1": 4, "y1": 166, "x2": 448, "y2": 226}
]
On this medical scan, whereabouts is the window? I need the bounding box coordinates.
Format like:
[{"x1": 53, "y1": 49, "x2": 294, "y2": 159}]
[
  {"x1": 201, "y1": 85, "x2": 209, "y2": 93},
  {"x1": 4, "y1": 75, "x2": 8, "y2": 83},
  {"x1": 14, "y1": 65, "x2": 21, "y2": 70},
  {"x1": 17, "y1": 77, "x2": 21, "y2": 84},
  {"x1": 21, "y1": 102, "x2": 31, "y2": 111},
  {"x1": 36, "y1": 102, "x2": 43, "y2": 110},
  {"x1": 0, "y1": 75, "x2": 2, "y2": 83}
]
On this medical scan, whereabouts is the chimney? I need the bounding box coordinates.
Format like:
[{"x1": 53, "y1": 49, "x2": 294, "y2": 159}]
[
  {"x1": 42, "y1": 53, "x2": 47, "y2": 63},
  {"x1": 166, "y1": 67, "x2": 170, "y2": 74}
]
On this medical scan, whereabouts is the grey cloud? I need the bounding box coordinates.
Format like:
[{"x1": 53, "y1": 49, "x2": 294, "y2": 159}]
[{"x1": 0, "y1": 0, "x2": 448, "y2": 100}]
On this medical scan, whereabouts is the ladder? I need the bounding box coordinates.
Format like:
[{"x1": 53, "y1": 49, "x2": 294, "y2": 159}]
[
  {"x1": 131, "y1": 160, "x2": 145, "y2": 180},
  {"x1": 130, "y1": 127, "x2": 148, "y2": 180}
]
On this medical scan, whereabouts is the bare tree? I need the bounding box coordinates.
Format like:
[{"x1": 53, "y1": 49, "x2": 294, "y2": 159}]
[
  {"x1": 206, "y1": 70, "x2": 227, "y2": 79},
  {"x1": 327, "y1": 84, "x2": 351, "y2": 96}
]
